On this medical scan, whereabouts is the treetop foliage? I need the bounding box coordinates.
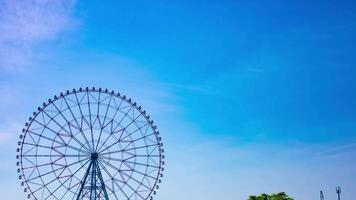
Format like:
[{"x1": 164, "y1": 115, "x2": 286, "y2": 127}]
[{"x1": 248, "y1": 192, "x2": 294, "y2": 200}]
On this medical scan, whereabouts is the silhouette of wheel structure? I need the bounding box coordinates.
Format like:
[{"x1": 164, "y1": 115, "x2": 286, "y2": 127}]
[{"x1": 16, "y1": 87, "x2": 165, "y2": 200}]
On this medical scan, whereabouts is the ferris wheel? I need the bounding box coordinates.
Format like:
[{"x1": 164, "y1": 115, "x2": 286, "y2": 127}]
[{"x1": 16, "y1": 87, "x2": 165, "y2": 200}]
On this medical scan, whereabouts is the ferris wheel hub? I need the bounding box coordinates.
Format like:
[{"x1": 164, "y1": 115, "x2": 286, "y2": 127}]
[{"x1": 91, "y1": 152, "x2": 99, "y2": 160}]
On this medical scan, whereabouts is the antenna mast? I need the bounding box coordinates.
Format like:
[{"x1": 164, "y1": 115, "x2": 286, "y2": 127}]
[{"x1": 336, "y1": 186, "x2": 341, "y2": 200}]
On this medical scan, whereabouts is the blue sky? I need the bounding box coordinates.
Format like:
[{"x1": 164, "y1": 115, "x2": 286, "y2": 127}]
[{"x1": 0, "y1": 0, "x2": 356, "y2": 199}]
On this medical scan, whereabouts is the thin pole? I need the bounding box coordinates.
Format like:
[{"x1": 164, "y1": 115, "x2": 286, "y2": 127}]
[{"x1": 336, "y1": 186, "x2": 341, "y2": 200}]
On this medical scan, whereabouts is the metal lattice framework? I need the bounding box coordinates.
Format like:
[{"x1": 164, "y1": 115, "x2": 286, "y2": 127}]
[{"x1": 16, "y1": 87, "x2": 165, "y2": 200}]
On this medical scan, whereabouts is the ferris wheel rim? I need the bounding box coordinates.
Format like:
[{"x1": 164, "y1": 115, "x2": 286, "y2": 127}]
[{"x1": 16, "y1": 87, "x2": 165, "y2": 200}]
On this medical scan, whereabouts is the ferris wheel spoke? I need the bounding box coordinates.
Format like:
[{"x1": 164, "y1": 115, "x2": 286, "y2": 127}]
[
  {"x1": 32, "y1": 166, "x2": 68, "y2": 194},
  {"x1": 57, "y1": 161, "x2": 78, "y2": 200},
  {"x1": 100, "y1": 143, "x2": 157, "y2": 157},
  {"x1": 40, "y1": 109, "x2": 72, "y2": 136},
  {"x1": 111, "y1": 106, "x2": 135, "y2": 133},
  {"x1": 96, "y1": 128, "x2": 124, "y2": 154},
  {"x1": 32, "y1": 119, "x2": 67, "y2": 145},
  {"x1": 67, "y1": 123, "x2": 93, "y2": 153},
  {"x1": 22, "y1": 141, "x2": 54, "y2": 151},
  {"x1": 135, "y1": 154, "x2": 161, "y2": 158},
  {"x1": 70, "y1": 119, "x2": 94, "y2": 153},
  {"x1": 98, "y1": 122, "x2": 149, "y2": 154},
  {"x1": 119, "y1": 132, "x2": 156, "y2": 153},
  {"x1": 106, "y1": 185, "x2": 120, "y2": 200},
  {"x1": 52, "y1": 168, "x2": 87, "y2": 200},
  {"x1": 111, "y1": 111, "x2": 144, "y2": 146},
  {"x1": 30, "y1": 119, "x2": 91, "y2": 155},
  {"x1": 40, "y1": 109, "x2": 90, "y2": 153},
  {"x1": 121, "y1": 170, "x2": 152, "y2": 191},
  {"x1": 62, "y1": 95, "x2": 93, "y2": 152},
  {"x1": 96, "y1": 161, "x2": 116, "y2": 192},
  {"x1": 99, "y1": 158, "x2": 126, "y2": 173},
  {"x1": 98, "y1": 161, "x2": 130, "y2": 200},
  {"x1": 101, "y1": 94, "x2": 112, "y2": 125},
  {"x1": 112, "y1": 108, "x2": 141, "y2": 136},
  {"x1": 94, "y1": 95, "x2": 112, "y2": 152},
  {"x1": 75, "y1": 160, "x2": 93, "y2": 200},
  {"x1": 25, "y1": 162, "x2": 38, "y2": 179},
  {"x1": 23, "y1": 154, "x2": 87, "y2": 158},
  {"x1": 116, "y1": 123, "x2": 149, "y2": 144},
  {"x1": 27, "y1": 130, "x2": 88, "y2": 155},
  {"x1": 48, "y1": 100, "x2": 93, "y2": 153},
  {"x1": 32, "y1": 118, "x2": 90, "y2": 153},
  {"x1": 122, "y1": 141, "x2": 158, "y2": 153},
  {"x1": 73, "y1": 92, "x2": 94, "y2": 151},
  {"x1": 98, "y1": 158, "x2": 137, "y2": 184},
  {"x1": 42, "y1": 159, "x2": 91, "y2": 200},
  {"x1": 96, "y1": 160, "x2": 110, "y2": 200},
  {"x1": 129, "y1": 166, "x2": 158, "y2": 181},
  {"x1": 97, "y1": 105, "x2": 133, "y2": 153},
  {"x1": 112, "y1": 178, "x2": 130, "y2": 199},
  {"x1": 100, "y1": 156, "x2": 159, "y2": 169},
  {"x1": 59, "y1": 179, "x2": 74, "y2": 200},
  {"x1": 104, "y1": 97, "x2": 124, "y2": 128},
  {"x1": 98, "y1": 157, "x2": 151, "y2": 198},
  {"x1": 99, "y1": 155, "x2": 132, "y2": 164},
  {"x1": 99, "y1": 98, "x2": 127, "y2": 127},
  {"x1": 23, "y1": 161, "x2": 56, "y2": 170},
  {"x1": 85, "y1": 91, "x2": 96, "y2": 152},
  {"x1": 25, "y1": 157, "x2": 90, "y2": 182},
  {"x1": 70, "y1": 180, "x2": 83, "y2": 200},
  {"x1": 93, "y1": 92, "x2": 103, "y2": 151},
  {"x1": 23, "y1": 158, "x2": 38, "y2": 170},
  {"x1": 95, "y1": 177, "x2": 120, "y2": 200},
  {"x1": 122, "y1": 177, "x2": 146, "y2": 200},
  {"x1": 95, "y1": 119, "x2": 114, "y2": 150},
  {"x1": 96, "y1": 160, "x2": 113, "y2": 181}
]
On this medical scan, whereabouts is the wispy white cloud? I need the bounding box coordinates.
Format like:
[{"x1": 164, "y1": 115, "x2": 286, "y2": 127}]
[
  {"x1": 0, "y1": 0, "x2": 76, "y2": 71},
  {"x1": 169, "y1": 83, "x2": 209, "y2": 93},
  {"x1": 316, "y1": 142, "x2": 356, "y2": 158},
  {"x1": 168, "y1": 66, "x2": 263, "y2": 94}
]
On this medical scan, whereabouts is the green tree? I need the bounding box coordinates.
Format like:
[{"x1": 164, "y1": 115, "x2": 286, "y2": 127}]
[{"x1": 248, "y1": 192, "x2": 294, "y2": 200}]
